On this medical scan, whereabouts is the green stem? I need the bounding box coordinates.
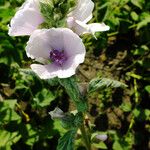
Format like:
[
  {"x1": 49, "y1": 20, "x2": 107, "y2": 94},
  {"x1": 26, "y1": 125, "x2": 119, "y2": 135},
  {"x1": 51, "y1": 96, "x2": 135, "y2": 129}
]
[{"x1": 80, "y1": 123, "x2": 91, "y2": 150}]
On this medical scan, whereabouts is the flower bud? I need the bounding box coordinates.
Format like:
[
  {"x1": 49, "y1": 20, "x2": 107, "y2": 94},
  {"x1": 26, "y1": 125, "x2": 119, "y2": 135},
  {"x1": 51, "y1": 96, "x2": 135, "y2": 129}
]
[
  {"x1": 49, "y1": 107, "x2": 65, "y2": 120},
  {"x1": 95, "y1": 134, "x2": 108, "y2": 141}
]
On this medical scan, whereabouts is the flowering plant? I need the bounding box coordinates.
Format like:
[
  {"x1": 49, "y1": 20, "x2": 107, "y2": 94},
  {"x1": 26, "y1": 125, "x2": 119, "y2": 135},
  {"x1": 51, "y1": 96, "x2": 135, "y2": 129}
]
[{"x1": 8, "y1": 0, "x2": 127, "y2": 149}]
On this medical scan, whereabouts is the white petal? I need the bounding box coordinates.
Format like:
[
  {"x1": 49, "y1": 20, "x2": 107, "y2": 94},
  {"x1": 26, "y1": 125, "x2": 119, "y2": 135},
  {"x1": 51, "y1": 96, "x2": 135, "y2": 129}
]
[
  {"x1": 26, "y1": 29, "x2": 52, "y2": 60},
  {"x1": 74, "y1": 20, "x2": 89, "y2": 35},
  {"x1": 62, "y1": 28, "x2": 86, "y2": 56},
  {"x1": 68, "y1": 0, "x2": 94, "y2": 22},
  {"x1": 31, "y1": 63, "x2": 75, "y2": 79},
  {"x1": 31, "y1": 64, "x2": 60, "y2": 79},
  {"x1": 60, "y1": 54, "x2": 85, "y2": 78},
  {"x1": 73, "y1": 21, "x2": 110, "y2": 35},
  {"x1": 88, "y1": 23, "x2": 110, "y2": 33},
  {"x1": 8, "y1": 0, "x2": 43, "y2": 36}
]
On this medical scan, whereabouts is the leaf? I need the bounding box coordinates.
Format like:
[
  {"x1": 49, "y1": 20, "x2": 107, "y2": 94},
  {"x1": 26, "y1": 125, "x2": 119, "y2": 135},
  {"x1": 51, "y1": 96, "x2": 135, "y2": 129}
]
[
  {"x1": 33, "y1": 89, "x2": 55, "y2": 108},
  {"x1": 137, "y1": 13, "x2": 150, "y2": 30},
  {"x1": 130, "y1": 11, "x2": 139, "y2": 21},
  {"x1": 61, "y1": 112, "x2": 83, "y2": 129},
  {"x1": 0, "y1": 130, "x2": 21, "y2": 148},
  {"x1": 25, "y1": 124, "x2": 39, "y2": 146},
  {"x1": 131, "y1": 0, "x2": 144, "y2": 9},
  {"x1": 58, "y1": 76, "x2": 88, "y2": 112},
  {"x1": 120, "y1": 102, "x2": 132, "y2": 112},
  {"x1": 57, "y1": 130, "x2": 77, "y2": 150},
  {"x1": 19, "y1": 68, "x2": 36, "y2": 76},
  {"x1": 92, "y1": 142, "x2": 107, "y2": 149},
  {"x1": 0, "y1": 100, "x2": 21, "y2": 122},
  {"x1": 88, "y1": 78, "x2": 127, "y2": 93},
  {"x1": 113, "y1": 141, "x2": 123, "y2": 150},
  {"x1": 145, "y1": 85, "x2": 150, "y2": 93}
]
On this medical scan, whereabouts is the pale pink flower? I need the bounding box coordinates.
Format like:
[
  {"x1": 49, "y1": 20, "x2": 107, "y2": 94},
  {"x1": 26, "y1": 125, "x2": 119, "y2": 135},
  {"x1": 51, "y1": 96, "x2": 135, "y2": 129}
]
[
  {"x1": 26, "y1": 28, "x2": 86, "y2": 79},
  {"x1": 67, "y1": 0, "x2": 110, "y2": 36},
  {"x1": 8, "y1": 0, "x2": 44, "y2": 36}
]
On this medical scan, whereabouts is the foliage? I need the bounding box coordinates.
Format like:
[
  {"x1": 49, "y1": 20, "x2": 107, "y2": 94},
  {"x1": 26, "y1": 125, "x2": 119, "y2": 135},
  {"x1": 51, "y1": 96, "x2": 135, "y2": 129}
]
[{"x1": 0, "y1": 0, "x2": 150, "y2": 149}]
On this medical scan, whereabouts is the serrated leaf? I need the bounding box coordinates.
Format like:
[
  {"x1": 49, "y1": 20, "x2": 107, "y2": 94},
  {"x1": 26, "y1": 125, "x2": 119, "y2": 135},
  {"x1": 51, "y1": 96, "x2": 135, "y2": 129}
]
[
  {"x1": 57, "y1": 130, "x2": 77, "y2": 150},
  {"x1": 88, "y1": 78, "x2": 127, "y2": 93},
  {"x1": 58, "y1": 76, "x2": 88, "y2": 112},
  {"x1": 61, "y1": 112, "x2": 83, "y2": 129}
]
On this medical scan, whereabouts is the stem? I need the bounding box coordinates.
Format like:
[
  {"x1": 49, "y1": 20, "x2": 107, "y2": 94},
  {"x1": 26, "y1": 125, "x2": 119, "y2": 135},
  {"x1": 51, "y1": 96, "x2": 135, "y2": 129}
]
[{"x1": 80, "y1": 123, "x2": 91, "y2": 150}]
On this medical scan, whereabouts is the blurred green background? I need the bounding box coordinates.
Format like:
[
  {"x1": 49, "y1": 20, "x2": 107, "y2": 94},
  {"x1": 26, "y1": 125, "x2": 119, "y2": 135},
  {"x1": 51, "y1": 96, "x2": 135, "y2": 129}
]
[{"x1": 0, "y1": 0, "x2": 150, "y2": 149}]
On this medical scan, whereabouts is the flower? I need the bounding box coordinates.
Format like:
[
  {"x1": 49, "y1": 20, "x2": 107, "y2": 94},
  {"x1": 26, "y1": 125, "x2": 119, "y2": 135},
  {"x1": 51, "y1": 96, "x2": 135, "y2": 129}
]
[
  {"x1": 26, "y1": 28, "x2": 86, "y2": 79},
  {"x1": 49, "y1": 107, "x2": 65, "y2": 120},
  {"x1": 95, "y1": 134, "x2": 108, "y2": 141},
  {"x1": 8, "y1": 0, "x2": 44, "y2": 36},
  {"x1": 67, "y1": 0, "x2": 110, "y2": 36}
]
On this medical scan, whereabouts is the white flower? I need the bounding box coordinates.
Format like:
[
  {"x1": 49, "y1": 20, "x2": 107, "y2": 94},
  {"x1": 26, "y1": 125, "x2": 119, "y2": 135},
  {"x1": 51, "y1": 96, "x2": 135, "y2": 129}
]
[
  {"x1": 49, "y1": 107, "x2": 65, "y2": 120},
  {"x1": 26, "y1": 28, "x2": 86, "y2": 79},
  {"x1": 95, "y1": 134, "x2": 108, "y2": 141},
  {"x1": 67, "y1": 0, "x2": 110, "y2": 36},
  {"x1": 8, "y1": 0, "x2": 44, "y2": 36}
]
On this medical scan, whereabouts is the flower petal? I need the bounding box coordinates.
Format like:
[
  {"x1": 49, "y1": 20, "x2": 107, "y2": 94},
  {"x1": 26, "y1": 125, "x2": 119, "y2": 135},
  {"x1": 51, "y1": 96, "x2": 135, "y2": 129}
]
[
  {"x1": 31, "y1": 64, "x2": 60, "y2": 79},
  {"x1": 62, "y1": 27, "x2": 86, "y2": 56},
  {"x1": 8, "y1": 0, "x2": 44, "y2": 36},
  {"x1": 26, "y1": 29, "x2": 52, "y2": 60},
  {"x1": 31, "y1": 63, "x2": 75, "y2": 79},
  {"x1": 73, "y1": 20, "x2": 110, "y2": 35},
  {"x1": 88, "y1": 23, "x2": 110, "y2": 33},
  {"x1": 73, "y1": 20, "x2": 89, "y2": 35},
  {"x1": 68, "y1": 0, "x2": 94, "y2": 22}
]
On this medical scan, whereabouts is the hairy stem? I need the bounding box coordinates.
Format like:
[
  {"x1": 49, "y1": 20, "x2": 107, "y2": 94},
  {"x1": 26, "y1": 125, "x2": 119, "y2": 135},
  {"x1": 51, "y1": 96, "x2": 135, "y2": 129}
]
[{"x1": 80, "y1": 123, "x2": 91, "y2": 150}]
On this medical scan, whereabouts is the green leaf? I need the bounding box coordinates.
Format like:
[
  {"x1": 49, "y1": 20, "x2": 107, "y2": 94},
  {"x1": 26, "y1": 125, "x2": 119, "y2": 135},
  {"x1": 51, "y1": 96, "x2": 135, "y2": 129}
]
[
  {"x1": 58, "y1": 76, "x2": 88, "y2": 112},
  {"x1": 0, "y1": 100, "x2": 21, "y2": 122},
  {"x1": 25, "y1": 124, "x2": 39, "y2": 146},
  {"x1": 0, "y1": 130, "x2": 21, "y2": 148},
  {"x1": 92, "y1": 142, "x2": 107, "y2": 149},
  {"x1": 19, "y1": 68, "x2": 36, "y2": 76},
  {"x1": 145, "y1": 85, "x2": 150, "y2": 93},
  {"x1": 33, "y1": 89, "x2": 56, "y2": 108},
  {"x1": 120, "y1": 102, "x2": 132, "y2": 112},
  {"x1": 113, "y1": 140, "x2": 123, "y2": 150},
  {"x1": 57, "y1": 130, "x2": 77, "y2": 150},
  {"x1": 130, "y1": 11, "x2": 139, "y2": 21},
  {"x1": 131, "y1": 0, "x2": 144, "y2": 9},
  {"x1": 88, "y1": 78, "x2": 127, "y2": 93},
  {"x1": 61, "y1": 112, "x2": 83, "y2": 129},
  {"x1": 137, "y1": 13, "x2": 150, "y2": 30},
  {"x1": 53, "y1": 120, "x2": 66, "y2": 136}
]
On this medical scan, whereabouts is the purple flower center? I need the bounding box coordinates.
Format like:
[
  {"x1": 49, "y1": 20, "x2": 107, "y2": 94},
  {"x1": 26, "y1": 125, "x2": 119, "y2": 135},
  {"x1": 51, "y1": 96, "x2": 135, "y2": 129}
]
[{"x1": 49, "y1": 50, "x2": 67, "y2": 66}]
